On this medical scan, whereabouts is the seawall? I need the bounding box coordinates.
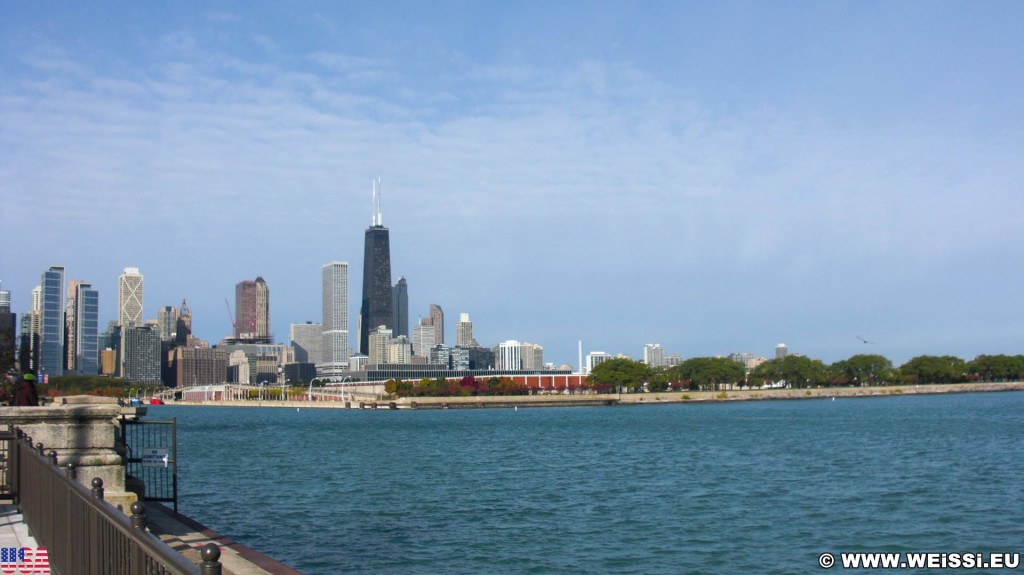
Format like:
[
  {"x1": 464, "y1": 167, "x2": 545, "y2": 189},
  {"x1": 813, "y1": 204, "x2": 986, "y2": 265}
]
[{"x1": 164, "y1": 381, "x2": 1024, "y2": 409}]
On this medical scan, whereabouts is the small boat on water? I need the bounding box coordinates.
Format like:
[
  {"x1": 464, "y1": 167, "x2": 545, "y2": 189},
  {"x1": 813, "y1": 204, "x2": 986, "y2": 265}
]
[{"x1": 150, "y1": 397, "x2": 164, "y2": 405}]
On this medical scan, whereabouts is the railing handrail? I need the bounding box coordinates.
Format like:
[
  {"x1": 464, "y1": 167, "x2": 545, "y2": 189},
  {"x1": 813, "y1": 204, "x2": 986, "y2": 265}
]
[{"x1": 10, "y1": 426, "x2": 221, "y2": 575}]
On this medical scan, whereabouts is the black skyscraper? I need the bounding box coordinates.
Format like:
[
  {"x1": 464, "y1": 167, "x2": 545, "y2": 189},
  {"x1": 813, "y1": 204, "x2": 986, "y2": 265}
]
[
  {"x1": 392, "y1": 277, "x2": 409, "y2": 338},
  {"x1": 359, "y1": 178, "x2": 393, "y2": 354}
]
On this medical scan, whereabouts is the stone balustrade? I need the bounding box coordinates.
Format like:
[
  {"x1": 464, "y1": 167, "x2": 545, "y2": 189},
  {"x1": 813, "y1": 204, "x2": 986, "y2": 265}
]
[{"x1": 0, "y1": 395, "x2": 146, "y2": 511}]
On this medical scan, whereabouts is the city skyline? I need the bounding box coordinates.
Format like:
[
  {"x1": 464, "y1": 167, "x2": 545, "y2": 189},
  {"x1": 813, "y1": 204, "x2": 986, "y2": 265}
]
[{"x1": 3, "y1": 3, "x2": 1022, "y2": 367}]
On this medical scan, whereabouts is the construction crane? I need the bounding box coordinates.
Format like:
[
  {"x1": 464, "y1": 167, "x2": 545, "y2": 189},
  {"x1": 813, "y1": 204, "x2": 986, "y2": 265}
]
[{"x1": 224, "y1": 299, "x2": 236, "y2": 332}]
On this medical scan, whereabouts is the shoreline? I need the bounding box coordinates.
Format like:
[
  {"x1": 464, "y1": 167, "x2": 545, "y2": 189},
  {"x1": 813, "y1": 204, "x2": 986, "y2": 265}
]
[{"x1": 163, "y1": 380, "x2": 1024, "y2": 409}]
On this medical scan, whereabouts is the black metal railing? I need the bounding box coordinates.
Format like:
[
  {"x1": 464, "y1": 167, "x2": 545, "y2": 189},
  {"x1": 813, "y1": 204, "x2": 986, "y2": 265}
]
[
  {"x1": 6, "y1": 427, "x2": 222, "y2": 575},
  {"x1": 121, "y1": 417, "x2": 179, "y2": 512},
  {"x1": 0, "y1": 426, "x2": 11, "y2": 497}
]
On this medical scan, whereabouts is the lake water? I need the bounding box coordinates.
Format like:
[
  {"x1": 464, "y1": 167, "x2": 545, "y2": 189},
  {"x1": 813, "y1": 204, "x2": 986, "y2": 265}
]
[{"x1": 149, "y1": 391, "x2": 1024, "y2": 574}]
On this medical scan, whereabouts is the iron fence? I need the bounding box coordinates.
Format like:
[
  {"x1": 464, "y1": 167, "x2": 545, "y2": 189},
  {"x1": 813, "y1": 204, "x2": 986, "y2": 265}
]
[
  {"x1": 6, "y1": 427, "x2": 221, "y2": 575},
  {"x1": 121, "y1": 418, "x2": 178, "y2": 512},
  {"x1": 0, "y1": 426, "x2": 11, "y2": 497}
]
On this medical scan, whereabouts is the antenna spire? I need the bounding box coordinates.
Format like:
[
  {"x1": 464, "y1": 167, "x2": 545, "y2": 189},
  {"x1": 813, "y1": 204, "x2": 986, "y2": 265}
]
[{"x1": 372, "y1": 177, "x2": 383, "y2": 226}]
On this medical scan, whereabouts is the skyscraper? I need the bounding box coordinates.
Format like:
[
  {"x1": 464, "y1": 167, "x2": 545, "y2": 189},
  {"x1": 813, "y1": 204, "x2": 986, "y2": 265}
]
[
  {"x1": 73, "y1": 282, "x2": 99, "y2": 375},
  {"x1": 0, "y1": 285, "x2": 14, "y2": 375},
  {"x1": 322, "y1": 261, "x2": 349, "y2": 376},
  {"x1": 175, "y1": 299, "x2": 192, "y2": 346},
  {"x1": 496, "y1": 340, "x2": 522, "y2": 370},
  {"x1": 120, "y1": 325, "x2": 161, "y2": 384},
  {"x1": 118, "y1": 267, "x2": 144, "y2": 328},
  {"x1": 235, "y1": 277, "x2": 270, "y2": 341},
  {"x1": 157, "y1": 305, "x2": 178, "y2": 341},
  {"x1": 429, "y1": 304, "x2": 444, "y2": 346},
  {"x1": 23, "y1": 286, "x2": 42, "y2": 372},
  {"x1": 39, "y1": 266, "x2": 65, "y2": 378},
  {"x1": 412, "y1": 317, "x2": 436, "y2": 357},
  {"x1": 392, "y1": 277, "x2": 408, "y2": 338},
  {"x1": 520, "y1": 342, "x2": 544, "y2": 370},
  {"x1": 456, "y1": 313, "x2": 474, "y2": 348},
  {"x1": 65, "y1": 280, "x2": 81, "y2": 371},
  {"x1": 291, "y1": 321, "x2": 323, "y2": 365},
  {"x1": 368, "y1": 325, "x2": 392, "y2": 366},
  {"x1": 359, "y1": 178, "x2": 393, "y2": 354},
  {"x1": 643, "y1": 344, "x2": 665, "y2": 367}
]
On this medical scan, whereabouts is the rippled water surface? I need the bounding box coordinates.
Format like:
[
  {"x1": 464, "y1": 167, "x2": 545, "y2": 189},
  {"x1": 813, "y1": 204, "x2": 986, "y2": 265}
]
[{"x1": 150, "y1": 391, "x2": 1024, "y2": 574}]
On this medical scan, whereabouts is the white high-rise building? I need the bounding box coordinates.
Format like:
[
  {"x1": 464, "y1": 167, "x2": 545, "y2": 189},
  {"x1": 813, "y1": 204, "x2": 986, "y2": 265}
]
[
  {"x1": 321, "y1": 261, "x2": 349, "y2": 378},
  {"x1": 643, "y1": 344, "x2": 665, "y2": 367},
  {"x1": 496, "y1": 340, "x2": 522, "y2": 370},
  {"x1": 118, "y1": 267, "x2": 144, "y2": 328},
  {"x1": 29, "y1": 286, "x2": 41, "y2": 369},
  {"x1": 775, "y1": 343, "x2": 788, "y2": 359},
  {"x1": 456, "y1": 313, "x2": 474, "y2": 347},
  {"x1": 585, "y1": 351, "x2": 612, "y2": 375},
  {"x1": 412, "y1": 317, "x2": 436, "y2": 357},
  {"x1": 368, "y1": 325, "x2": 392, "y2": 366},
  {"x1": 388, "y1": 335, "x2": 412, "y2": 364}
]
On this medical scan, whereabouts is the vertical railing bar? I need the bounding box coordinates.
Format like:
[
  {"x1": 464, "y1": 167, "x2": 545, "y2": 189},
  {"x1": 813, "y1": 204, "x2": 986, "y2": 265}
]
[
  {"x1": 7, "y1": 426, "x2": 214, "y2": 575},
  {"x1": 172, "y1": 417, "x2": 179, "y2": 512}
]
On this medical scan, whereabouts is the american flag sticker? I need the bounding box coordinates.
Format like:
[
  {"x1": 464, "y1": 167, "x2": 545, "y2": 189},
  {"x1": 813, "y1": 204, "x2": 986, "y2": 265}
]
[{"x1": 0, "y1": 547, "x2": 49, "y2": 574}]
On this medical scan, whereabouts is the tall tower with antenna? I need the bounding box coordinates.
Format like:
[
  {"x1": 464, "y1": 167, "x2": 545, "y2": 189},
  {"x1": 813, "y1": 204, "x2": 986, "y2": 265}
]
[{"x1": 359, "y1": 177, "x2": 394, "y2": 356}]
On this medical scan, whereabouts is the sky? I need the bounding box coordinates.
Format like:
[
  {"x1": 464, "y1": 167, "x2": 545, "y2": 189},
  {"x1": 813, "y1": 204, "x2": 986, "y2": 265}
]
[{"x1": 2, "y1": 1, "x2": 1022, "y2": 368}]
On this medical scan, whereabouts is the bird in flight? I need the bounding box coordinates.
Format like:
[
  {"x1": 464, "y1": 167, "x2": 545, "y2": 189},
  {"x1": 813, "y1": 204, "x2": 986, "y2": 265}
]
[{"x1": 857, "y1": 335, "x2": 875, "y2": 344}]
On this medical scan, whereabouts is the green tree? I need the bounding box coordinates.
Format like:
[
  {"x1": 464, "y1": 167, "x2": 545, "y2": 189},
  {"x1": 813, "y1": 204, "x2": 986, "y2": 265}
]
[
  {"x1": 588, "y1": 358, "x2": 652, "y2": 392},
  {"x1": 967, "y1": 355, "x2": 1024, "y2": 382},
  {"x1": 647, "y1": 368, "x2": 671, "y2": 392},
  {"x1": 750, "y1": 356, "x2": 830, "y2": 388},
  {"x1": 667, "y1": 357, "x2": 745, "y2": 391},
  {"x1": 830, "y1": 354, "x2": 895, "y2": 386},
  {"x1": 899, "y1": 355, "x2": 967, "y2": 384}
]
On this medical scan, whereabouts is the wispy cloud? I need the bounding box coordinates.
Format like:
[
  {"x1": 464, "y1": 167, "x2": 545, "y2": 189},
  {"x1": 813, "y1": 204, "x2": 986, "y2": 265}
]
[{"x1": 2, "y1": 8, "x2": 1021, "y2": 364}]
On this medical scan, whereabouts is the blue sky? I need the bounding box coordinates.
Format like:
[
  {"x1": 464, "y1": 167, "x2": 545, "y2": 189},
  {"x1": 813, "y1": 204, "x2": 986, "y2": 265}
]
[{"x1": 2, "y1": 1, "x2": 1022, "y2": 367}]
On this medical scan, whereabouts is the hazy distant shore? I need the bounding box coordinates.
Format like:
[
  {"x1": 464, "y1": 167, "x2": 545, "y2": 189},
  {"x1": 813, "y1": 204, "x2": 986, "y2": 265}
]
[
  {"x1": 165, "y1": 381, "x2": 1024, "y2": 409},
  {"x1": 613, "y1": 380, "x2": 1024, "y2": 404}
]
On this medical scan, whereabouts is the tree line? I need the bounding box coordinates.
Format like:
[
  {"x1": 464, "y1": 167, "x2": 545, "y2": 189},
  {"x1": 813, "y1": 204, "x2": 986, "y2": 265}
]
[
  {"x1": 587, "y1": 353, "x2": 1024, "y2": 392},
  {"x1": 21, "y1": 353, "x2": 1024, "y2": 399},
  {"x1": 385, "y1": 375, "x2": 534, "y2": 398}
]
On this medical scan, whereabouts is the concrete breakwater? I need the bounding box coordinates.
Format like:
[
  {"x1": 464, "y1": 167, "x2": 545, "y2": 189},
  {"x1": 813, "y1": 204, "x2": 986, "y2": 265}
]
[{"x1": 166, "y1": 380, "x2": 1024, "y2": 409}]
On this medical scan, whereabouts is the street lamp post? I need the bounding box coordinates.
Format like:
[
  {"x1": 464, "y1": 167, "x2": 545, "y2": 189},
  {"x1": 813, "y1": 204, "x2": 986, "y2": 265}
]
[{"x1": 278, "y1": 365, "x2": 284, "y2": 403}]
